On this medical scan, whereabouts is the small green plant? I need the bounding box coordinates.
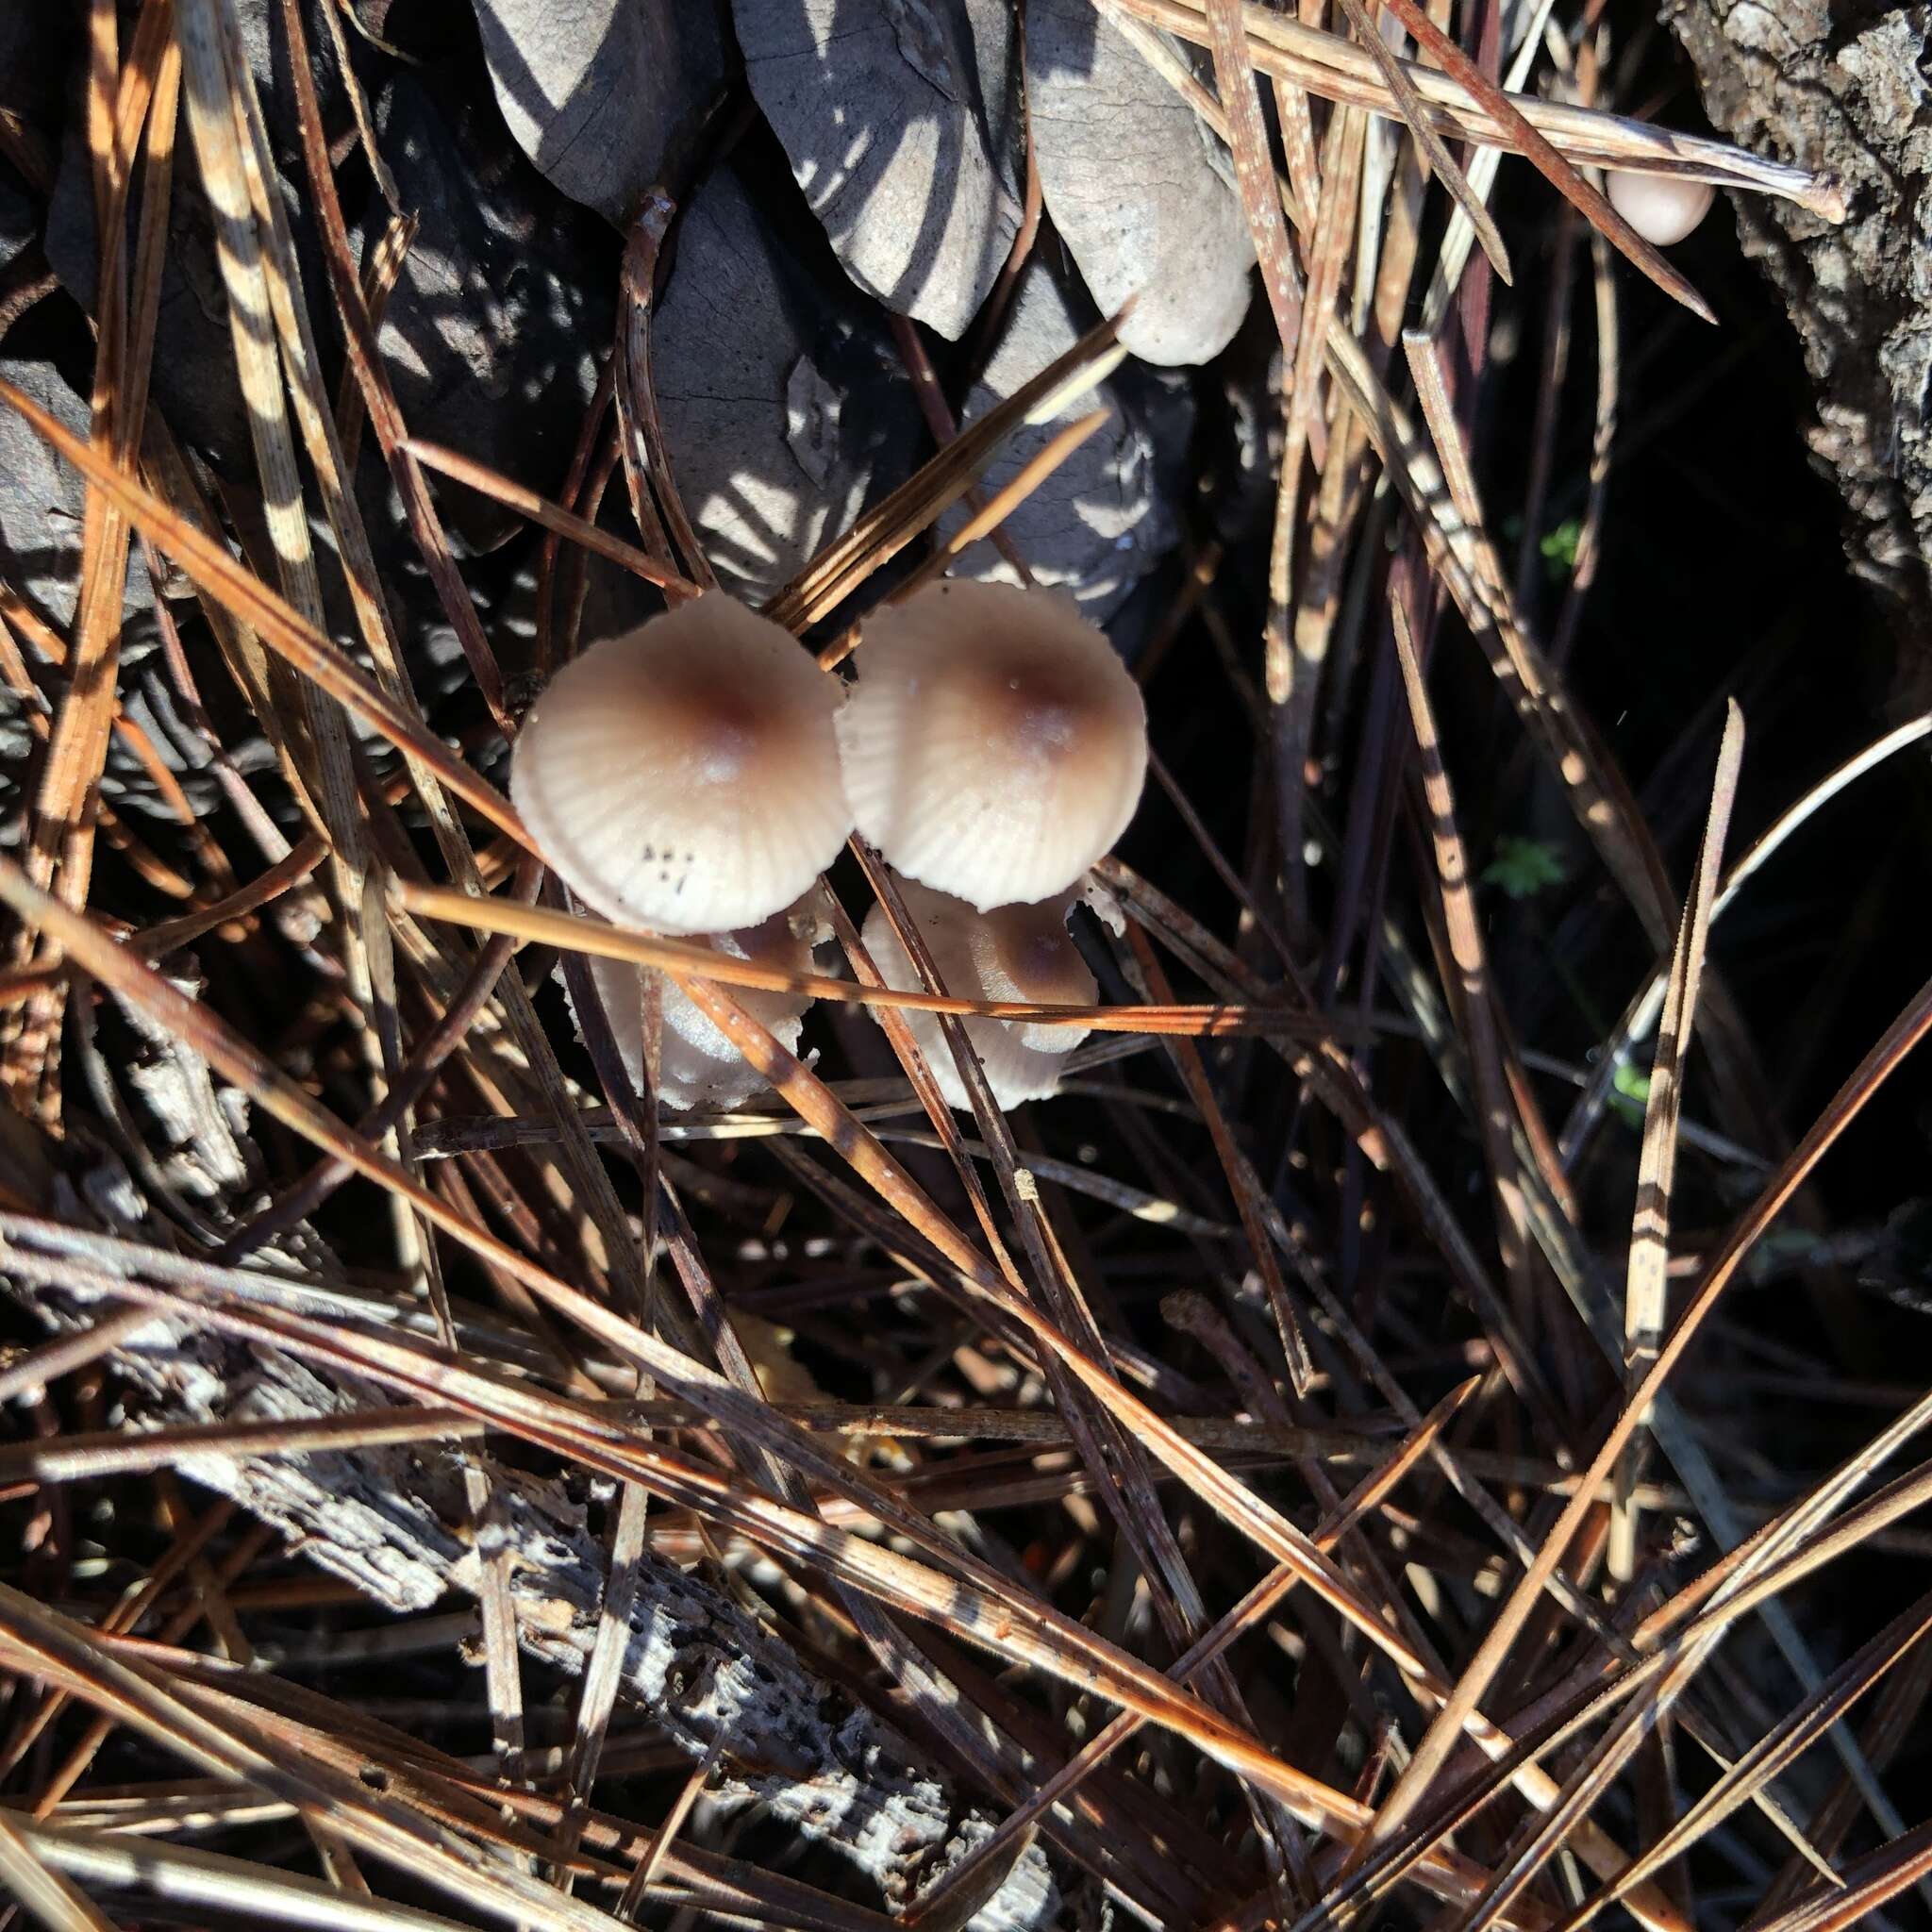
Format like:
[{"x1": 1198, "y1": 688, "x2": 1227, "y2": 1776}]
[
  {"x1": 1483, "y1": 835, "x2": 1569, "y2": 898},
  {"x1": 1613, "y1": 1059, "x2": 1652, "y2": 1104},
  {"x1": 1540, "y1": 517, "x2": 1583, "y2": 576},
  {"x1": 1608, "y1": 1057, "x2": 1652, "y2": 1126}
]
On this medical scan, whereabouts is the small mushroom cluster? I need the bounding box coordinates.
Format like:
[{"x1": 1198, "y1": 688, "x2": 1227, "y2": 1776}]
[{"x1": 511, "y1": 580, "x2": 1148, "y2": 1110}]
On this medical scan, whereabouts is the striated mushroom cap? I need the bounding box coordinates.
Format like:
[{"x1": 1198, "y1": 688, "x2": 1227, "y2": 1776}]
[
  {"x1": 512, "y1": 591, "x2": 852, "y2": 936},
  {"x1": 835, "y1": 580, "x2": 1147, "y2": 910},
  {"x1": 860, "y1": 874, "x2": 1096, "y2": 1110},
  {"x1": 569, "y1": 896, "x2": 829, "y2": 1111}
]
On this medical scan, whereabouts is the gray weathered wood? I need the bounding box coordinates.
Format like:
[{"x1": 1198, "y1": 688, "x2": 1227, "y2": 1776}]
[
  {"x1": 734, "y1": 0, "x2": 1024, "y2": 340},
  {"x1": 0, "y1": 1013, "x2": 1066, "y2": 1928},
  {"x1": 1026, "y1": 0, "x2": 1256, "y2": 365}
]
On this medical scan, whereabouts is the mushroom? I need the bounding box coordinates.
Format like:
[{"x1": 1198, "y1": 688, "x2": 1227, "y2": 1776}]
[
  {"x1": 1606, "y1": 170, "x2": 1715, "y2": 247},
  {"x1": 860, "y1": 874, "x2": 1096, "y2": 1110},
  {"x1": 567, "y1": 895, "x2": 830, "y2": 1111},
  {"x1": 835, "y1": 580, "x2": 1147, "y2": 911},
  {"x1": 511, "y1": 591, "x2": 853, "y2": 936}
]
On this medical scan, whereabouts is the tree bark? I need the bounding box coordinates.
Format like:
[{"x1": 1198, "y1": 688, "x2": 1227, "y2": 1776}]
[{"x1": 1664, "y1": 0, "x2": 1932, "y2": 641}]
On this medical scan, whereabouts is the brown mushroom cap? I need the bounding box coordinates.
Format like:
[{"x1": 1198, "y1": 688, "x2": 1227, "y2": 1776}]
[
  {"x1": 1606, "y1": 170, "x2": 1715, "y2": 247},
  {"x1": 835, "y1": 580, "x2": 1147, "y2": 910},
  {"x1": 860, "y1": 874, "x2": 1096, "y2": 1110},
  {"x1": 569, "y1": 896, "x2": 829, "y2": 1111},
  {"x1": 511, "y1": 591, "x2": 852, "y2": 936}
]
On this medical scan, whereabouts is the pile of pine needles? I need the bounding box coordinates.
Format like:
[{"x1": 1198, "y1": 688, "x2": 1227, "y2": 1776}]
[{"x1": 2, "y1": 2, "x2": 1929, "y2": 1929}]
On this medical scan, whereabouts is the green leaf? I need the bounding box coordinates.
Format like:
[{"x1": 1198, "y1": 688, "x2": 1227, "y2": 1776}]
[
  {"x1": 1612, "y1": 1059, "x2": 1652, "y2": 1105},
  {"x1": 1482, "y1": 836, "x2": 1569, "y2": 899},
  {"x1": 1540, "y1": 518, "x2": 1582, "y2": 576}
]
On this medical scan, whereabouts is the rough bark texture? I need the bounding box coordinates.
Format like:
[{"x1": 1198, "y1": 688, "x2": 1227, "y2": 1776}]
[{"x1": 1664, "y1": 0, "x2": 1932, "y2": 639}]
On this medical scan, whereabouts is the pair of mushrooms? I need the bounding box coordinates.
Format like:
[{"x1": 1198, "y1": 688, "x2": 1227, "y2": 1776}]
[{"x1": 511, "y1": 581, "x2": 1147, "y2": 1111}]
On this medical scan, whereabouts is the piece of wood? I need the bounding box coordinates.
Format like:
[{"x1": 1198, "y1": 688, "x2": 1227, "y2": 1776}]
[{"x1": 1667, "y1": 0, "x2": 1932, "y2": 641}]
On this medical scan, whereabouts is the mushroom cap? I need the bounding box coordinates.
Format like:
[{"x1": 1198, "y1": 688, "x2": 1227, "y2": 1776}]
[
  {"x1": 569, "y1": 897, "x2": 829, "y2": 1111},
  {"x1": 860, "y1": 875, "x2": 1096, "y2": 1110},
  {"x1": 836, "y1": 580, "x2": 1148, "y2": 910},
  {"x1": 511, "y1": 591, "x2": 853, "y2": 936},
  {"x1": 1606, "y1": 170, "x2": 1715, "y2": 247}
]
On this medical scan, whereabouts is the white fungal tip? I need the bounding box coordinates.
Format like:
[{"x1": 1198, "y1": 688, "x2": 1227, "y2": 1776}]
[
  {"x1": 1607, "y1": 170, "x2": 1716, "y2": 248},
  {"x1": 861, "y1": 875, "x2": 1097, "y2": 1111},
  {"x1": 567, "y1": 895, "x2": 830, "y2": 1111}
]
